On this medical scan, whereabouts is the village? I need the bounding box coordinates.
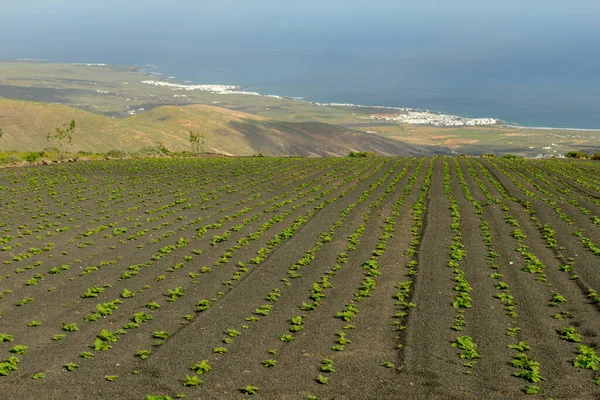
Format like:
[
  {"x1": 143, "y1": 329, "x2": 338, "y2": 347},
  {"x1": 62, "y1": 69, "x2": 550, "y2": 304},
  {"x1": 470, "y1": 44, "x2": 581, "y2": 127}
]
[{"x1": 369, "y1": 110, "x2": 501, "y2": 127}]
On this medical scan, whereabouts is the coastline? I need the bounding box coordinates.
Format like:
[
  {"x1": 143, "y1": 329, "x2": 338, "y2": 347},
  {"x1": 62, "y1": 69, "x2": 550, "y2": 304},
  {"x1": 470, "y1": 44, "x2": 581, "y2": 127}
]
[
  {"x1": 138, "y1": 65, "x2": 600, "y2": 131},
  {"x1": 5, "y1": 59, "x2": 600, "y2": 132}
]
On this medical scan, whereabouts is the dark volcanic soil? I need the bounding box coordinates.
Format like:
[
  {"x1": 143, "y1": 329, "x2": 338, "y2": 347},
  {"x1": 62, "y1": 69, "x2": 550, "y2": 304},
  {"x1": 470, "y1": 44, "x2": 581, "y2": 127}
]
[{"x1": 1, "y1": 156, "x2": 600, "y2": 400}]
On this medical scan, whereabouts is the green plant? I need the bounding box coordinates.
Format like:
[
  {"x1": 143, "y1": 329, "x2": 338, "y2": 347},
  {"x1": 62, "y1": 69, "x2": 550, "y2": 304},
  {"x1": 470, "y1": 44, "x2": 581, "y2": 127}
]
[
  {"x1": 0, "y1": 356, "x2": 20, "y2": 376},
  {"x1": 213, "y1": 347, "x2": 228, "y2": 354},
  {"x1": 62, "y1": 322, "x2": 79, "y2": 332},
  {"x1": 183, "y1": 375, "x2": 203, "y2": 386},
  {"x1": 240, "y1": 385, "x2": 259, "y2": 395},
  {"x1": 0, "y1": 334, "x2": 14, "y2": 342},
  {"x1": 453, "y1": 336, "x2": 481, "y2": 359},
  {"x1": 64, "y1": 362, "x2": 79, "y2": 371},
  {"x1": 167, "y1": 286, "x2": 184, "y2": 302},
  {"x1": 105, "y1": 375, "x2": 118, "y2": 381},
  {"x1": 190, "y1": 360, "x2": 212, "y2": 374},
  {"x1": 549, "y1": 292, "x2": 566, "y2": 306},
  {"x1": 146, "y1": 301, "x2": 161, "y2": 310},
  {"x1": 524, "y1": 385, "x2": 542, "y2": 395},
  {"x1": 263, "y1": 359, "x2": 277, "y2": 368},
  {"x1": 511, "y1": 354, "x2": 544, "y2": 383},
  {"x1": 47, "y1": 119, "x2": 76, "y2": 153},
  {"x1": 32, "y1": 372, "x2": 45, "y2": 379},
  {"x1": 153, "y1": 331, "x2": 169, "y2": 345},
  {"x1": 320, "y1": 359, "x2": 335, "y2": 372},
  {"x1": 226, "y1": 329, "x2": 241, "y2": 337},
  {"x1": 559, "y1": 326, "x2": 582, "y2": 342},
  {"x1": 508, "y1": 341, "x2": 531, "y2": 352},
  {"x1": 574, "y1": 345, "x2": 600, "y2": 371},
  {"x1": 136, "y1": 350, "x2": 152, "y2": 360},
  {"x1": 506, "y1": 327, "x2": 521, "y2": 337},
  {"x1": 316, "y1": 374, "x2": 329, "y2": 384},
  {"x1": 280, "y1": 334, "x2": 294, "y2": 342},
  {"x1": 10, "y1": 345, "x2": 28, "y2": 355},
  {"x1": 80, "y1": 352, "x2": 94, "y2": 359}
]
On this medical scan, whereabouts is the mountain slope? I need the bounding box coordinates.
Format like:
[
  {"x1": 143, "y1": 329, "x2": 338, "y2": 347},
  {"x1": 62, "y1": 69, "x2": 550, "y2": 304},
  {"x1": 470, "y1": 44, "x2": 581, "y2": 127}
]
[{"x1": 0, "y1": 98, "x2": 444, "y2": 156}]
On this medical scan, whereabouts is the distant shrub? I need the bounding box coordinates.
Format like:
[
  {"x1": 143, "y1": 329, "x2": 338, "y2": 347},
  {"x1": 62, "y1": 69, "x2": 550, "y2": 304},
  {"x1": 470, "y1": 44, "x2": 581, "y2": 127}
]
[
  {"x1": 105, "y1": 149, "x2": 128, "y2": 159},
  {"x1": 0, "y1": 155, "x2": 22, "y2": 165},
  {"x1": 25, "y1": 152, "x2": 45, "y2": 162},
  {"x1": 592, "y1": 152, "x2": 600, "y2": 161},
  {"x1": 135, "y1": 146, "x2": 164, "y2": 157},
  {"x1": 77, "y1": 151, "x2": 93, "y2": 156},
  {"x1": 481, "y1": 153, "x2": 497, "y2": 158},
  {"x1": 565, "y1": 151, "x2": 588, "y2": 159},
  {"x1": 253, "y1": 153, "x2": 265, "y2": 157},
  {"x1": 156, "y1": 140, "x2": 170, "y2": 154},
  {"x1": 43, "y1": 147, "x2": 60, "y2": 154},
  {"x1": 502, "y1": 154, "x2": 521, "y2": 159},
  {"x1": 347, "y1": 151, "x2": 377, "y2": 157}
]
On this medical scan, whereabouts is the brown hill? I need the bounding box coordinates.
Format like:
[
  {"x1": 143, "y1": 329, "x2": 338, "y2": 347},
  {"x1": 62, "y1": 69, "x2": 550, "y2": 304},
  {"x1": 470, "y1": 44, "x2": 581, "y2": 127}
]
[{"x1": 0, "y1": 99, "x2": 444, "y2": 156}]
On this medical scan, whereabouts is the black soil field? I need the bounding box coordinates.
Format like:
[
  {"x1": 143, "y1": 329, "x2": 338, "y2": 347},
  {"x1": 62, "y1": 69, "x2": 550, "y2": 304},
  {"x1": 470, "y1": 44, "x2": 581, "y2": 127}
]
[{"x1": 1, "y1": 156, "x2": 600, "y2": 399}]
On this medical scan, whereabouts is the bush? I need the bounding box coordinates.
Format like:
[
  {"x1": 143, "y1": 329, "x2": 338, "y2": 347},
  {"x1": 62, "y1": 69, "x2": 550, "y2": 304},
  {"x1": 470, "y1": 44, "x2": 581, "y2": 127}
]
[
  {"x1": 0, "y1": 155, "x2": 22, "y2": 165},
  {"x1": 25, "y1": 152, "x2": 45, "y2": 163},
  {"x1": 347, "y1": 151, "x2": 378, "y2": 157},
  {"x1": 105, "y1": 149, "x2": 128, "y2": 159},
  {"x1": 502, "y1": 154, "x2": 521, "y2": 159},
  {"x1": 565, "y1": 151, "x2": 588, "y2": 159},
  {"x1": 135, "y1": 146, "x2": 164, "y2": 157},
  {"x1": 592, "y1": 152, "x2": 600, "y2": 161}
]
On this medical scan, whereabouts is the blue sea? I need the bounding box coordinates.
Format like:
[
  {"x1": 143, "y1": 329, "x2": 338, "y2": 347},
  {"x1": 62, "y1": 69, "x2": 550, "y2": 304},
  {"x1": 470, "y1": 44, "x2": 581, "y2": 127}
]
[{"x1": 2, "y1": 1, "x2": 600, "y2": 129}]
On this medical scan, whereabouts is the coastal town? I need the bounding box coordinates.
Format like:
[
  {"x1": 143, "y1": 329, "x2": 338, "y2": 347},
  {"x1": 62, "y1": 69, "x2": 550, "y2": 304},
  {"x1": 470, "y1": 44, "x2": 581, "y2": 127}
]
[
  {"x1": 141, "y1": 80, "x2": 502, "y2": 127},
  {"x1": 141, "y1": 79, "x2": 262, "y2": 96},
  {"x1": 368, "y1": 110, "x2": 501, "y2": 127}
]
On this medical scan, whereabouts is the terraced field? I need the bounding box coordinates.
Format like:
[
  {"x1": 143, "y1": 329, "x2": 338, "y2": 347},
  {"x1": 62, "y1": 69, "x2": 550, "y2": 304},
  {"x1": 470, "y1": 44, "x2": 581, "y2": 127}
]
[{"x1": 1, "y1": 156, "x2": 600, "y2": 399}]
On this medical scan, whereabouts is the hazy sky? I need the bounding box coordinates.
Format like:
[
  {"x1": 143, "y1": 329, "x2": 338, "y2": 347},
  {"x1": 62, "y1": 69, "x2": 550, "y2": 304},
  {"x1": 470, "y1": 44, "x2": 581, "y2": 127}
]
[{"x1": 3, "y1": 0, "x2": 600, "y2": 49}]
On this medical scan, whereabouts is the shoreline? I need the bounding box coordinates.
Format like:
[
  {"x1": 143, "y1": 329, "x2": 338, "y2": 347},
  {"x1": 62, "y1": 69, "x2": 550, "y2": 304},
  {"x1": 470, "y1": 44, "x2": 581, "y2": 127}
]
[
  {"x1": 4, "y1": 59, "x2": 600, "y2": 132},
  {"x1": 138, "y1": 65, "x2": 600, "y2": 132}
]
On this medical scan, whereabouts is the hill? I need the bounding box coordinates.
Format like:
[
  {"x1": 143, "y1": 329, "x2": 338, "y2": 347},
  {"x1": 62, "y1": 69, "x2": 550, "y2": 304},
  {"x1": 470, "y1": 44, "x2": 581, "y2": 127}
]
[{"x1": 0, "y1": 99, "x2": 442, "y2": 156}]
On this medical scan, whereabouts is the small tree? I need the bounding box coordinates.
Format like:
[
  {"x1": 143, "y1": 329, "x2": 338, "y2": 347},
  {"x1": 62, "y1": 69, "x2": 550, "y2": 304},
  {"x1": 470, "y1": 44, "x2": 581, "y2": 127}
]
[
  {"x1": 0, "y1": 128, "x2": 3, "y2": 139},
  {"x1": 565, "y1": 151, "x2": 588, "y2": 159},
  {"x1": 189, "y1": 131, "x2": 205, "y2": 154},
  {"x1": 47, "y1": 120, "x2": 76, "y2": 153}
]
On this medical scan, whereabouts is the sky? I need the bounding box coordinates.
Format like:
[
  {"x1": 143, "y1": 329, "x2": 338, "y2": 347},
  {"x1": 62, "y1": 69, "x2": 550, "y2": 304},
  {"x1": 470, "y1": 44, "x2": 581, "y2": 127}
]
[{"x1": 3, "y1": 0, "x2": 600, "y2": 50}]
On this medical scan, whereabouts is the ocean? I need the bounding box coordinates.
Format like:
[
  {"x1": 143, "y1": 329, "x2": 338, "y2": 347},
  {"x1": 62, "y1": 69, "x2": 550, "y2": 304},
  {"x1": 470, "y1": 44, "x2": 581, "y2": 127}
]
[{"x1": 2, "y1": 1, "x2": 600, "y2": 129}]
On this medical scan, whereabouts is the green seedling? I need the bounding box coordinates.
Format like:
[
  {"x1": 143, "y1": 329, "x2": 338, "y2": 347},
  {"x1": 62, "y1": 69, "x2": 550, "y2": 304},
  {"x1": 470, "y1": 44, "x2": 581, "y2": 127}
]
[
  {"x1": 183, "y1": 375, "x2": 203, "y2": 386},
  {"x1": 136, "y1": 350, "x2": 152, "y2": 360},
  {"x1": 64, "y1": 363, "x2": 79, "y2": 371},
  {"x1": 10, "y1": 345, "x2": 28, "y2": 355},
  {"x1": 240, "y1": 385, "x2": 259, "y2": 395},
  {"x1": 191, "y1": 360, "x2": 212, "y2": 374}
]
